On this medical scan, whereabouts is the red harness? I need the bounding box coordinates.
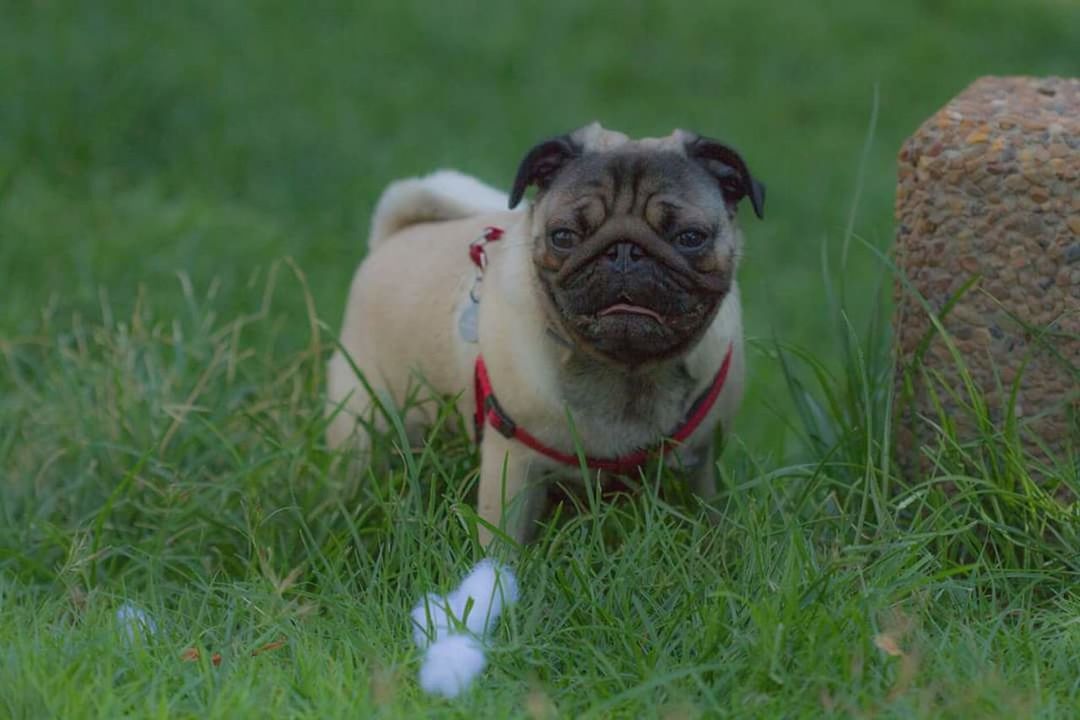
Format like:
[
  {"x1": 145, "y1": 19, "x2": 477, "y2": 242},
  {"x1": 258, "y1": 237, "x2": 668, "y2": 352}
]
[
  {"x1": 474, "y1": 345, "x2": 733, "y2": 473},
  {"x1": 468, "y1": 226, "x2": 733, "y2": 474}
]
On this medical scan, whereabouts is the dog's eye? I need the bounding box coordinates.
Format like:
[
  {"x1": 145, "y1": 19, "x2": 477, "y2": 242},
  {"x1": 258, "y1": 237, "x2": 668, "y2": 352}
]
[
  {"x1": 673, "y1": 230, "x2": 708, "y2": 251},
  {"x1": 549, "y1": 229, "x2": 579, "y2": 252}
]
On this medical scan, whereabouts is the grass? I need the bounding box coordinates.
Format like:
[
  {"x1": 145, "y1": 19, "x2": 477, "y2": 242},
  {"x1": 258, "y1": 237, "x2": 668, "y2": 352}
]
[{"x1": 1, "y1": 1, "x2": 1079, "y2": 717}]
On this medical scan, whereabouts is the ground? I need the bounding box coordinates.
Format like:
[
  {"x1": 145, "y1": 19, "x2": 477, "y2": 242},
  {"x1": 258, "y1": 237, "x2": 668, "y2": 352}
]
[{"x1": 1, "y1": 2, "x2": 1078, "y2": 717}]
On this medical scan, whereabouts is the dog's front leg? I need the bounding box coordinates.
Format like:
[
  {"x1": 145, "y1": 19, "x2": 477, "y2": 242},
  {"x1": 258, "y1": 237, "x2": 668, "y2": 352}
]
[
  {"x1": 476, "y1": 432, "x2": 547, "y2": 548},
  {"x1": 686, "y1": 441, "x2": 723, "y2": 524}
]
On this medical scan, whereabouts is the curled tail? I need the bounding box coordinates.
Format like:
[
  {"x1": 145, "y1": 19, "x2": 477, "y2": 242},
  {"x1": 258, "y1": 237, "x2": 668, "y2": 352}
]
[{"x1": 368, "y1": 170, "x2": 510, "y2": 252}]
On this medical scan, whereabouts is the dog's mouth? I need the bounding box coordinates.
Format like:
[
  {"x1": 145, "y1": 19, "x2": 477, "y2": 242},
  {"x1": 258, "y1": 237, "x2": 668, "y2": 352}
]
[
  {"x1": 596, "y1": 303, "x2": 665, "y2": 324},
  {"x1": 543, "y1": 291, "x2": 723, "y2": 368},
  {"x1": 538, "y1": 258, "x2": 730, "y2": 366}
]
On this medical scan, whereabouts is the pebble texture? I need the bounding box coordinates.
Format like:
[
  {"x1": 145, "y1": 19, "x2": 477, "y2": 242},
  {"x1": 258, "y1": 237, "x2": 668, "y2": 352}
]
[{"x1": 893, "y1": 76, "x2": 1078, "y2": 484}]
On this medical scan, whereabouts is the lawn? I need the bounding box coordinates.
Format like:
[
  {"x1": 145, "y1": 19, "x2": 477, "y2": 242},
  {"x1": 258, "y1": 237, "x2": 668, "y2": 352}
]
[{"x1": 1, "y1": 1, "x2": 1078, "y2": 717}]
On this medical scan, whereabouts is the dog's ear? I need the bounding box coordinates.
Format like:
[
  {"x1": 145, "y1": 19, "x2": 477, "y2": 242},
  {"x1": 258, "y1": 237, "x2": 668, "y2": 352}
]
[
  {"x1": 508, "y1": 134, "x2": 582, "y2": 209},
  {"x1": 685, "y1": 135, "x2": 765, "y2": 220}
]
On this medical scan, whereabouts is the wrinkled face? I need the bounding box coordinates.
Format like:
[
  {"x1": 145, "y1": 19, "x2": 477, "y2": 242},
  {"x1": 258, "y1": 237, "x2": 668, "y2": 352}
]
[
  {"x1": 532, "y1": 153, "x2": 736, "y2": 366},
  {"x1": 511, "y1": 127, "x2": 764, "y2": 369}
]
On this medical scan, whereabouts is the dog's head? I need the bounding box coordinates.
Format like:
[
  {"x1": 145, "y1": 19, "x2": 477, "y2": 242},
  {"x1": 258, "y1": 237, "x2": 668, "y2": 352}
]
[{"x1": 510, "y1": 123, "x2": 765, "y2": 368}]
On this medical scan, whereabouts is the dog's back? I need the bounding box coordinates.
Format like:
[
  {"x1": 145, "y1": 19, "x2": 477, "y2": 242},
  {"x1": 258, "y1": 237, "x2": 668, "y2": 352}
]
[
  {"x1": 367, "y1": 170, "x2": 509, "y2": 251},
  {"x1": 328, "y1": 170, "x2": 519, "y2": 453}
]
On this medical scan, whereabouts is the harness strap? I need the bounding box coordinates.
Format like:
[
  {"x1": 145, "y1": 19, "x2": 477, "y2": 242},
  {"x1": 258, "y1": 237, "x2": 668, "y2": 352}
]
[{"x1": 473, "y1": 343, "x2": 733, "y2": 473}]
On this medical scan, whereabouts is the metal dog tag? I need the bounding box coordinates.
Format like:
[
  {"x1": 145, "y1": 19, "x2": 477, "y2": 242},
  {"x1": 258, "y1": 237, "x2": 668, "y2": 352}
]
[{"x1": 458, "y1": 297, "x2": 480, "y2": 343}]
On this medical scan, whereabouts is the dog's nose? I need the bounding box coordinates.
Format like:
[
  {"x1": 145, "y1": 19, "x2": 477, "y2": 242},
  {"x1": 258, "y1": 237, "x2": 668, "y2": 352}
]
[{"x1": 603, "y1": 242, "x2": 646, "y2": 272}]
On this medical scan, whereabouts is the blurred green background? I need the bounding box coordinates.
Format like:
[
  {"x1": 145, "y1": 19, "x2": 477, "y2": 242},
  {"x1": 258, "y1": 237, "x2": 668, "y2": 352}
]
[{"x1": 1, "y1": 0, "x2": 1077, "y2": 454}]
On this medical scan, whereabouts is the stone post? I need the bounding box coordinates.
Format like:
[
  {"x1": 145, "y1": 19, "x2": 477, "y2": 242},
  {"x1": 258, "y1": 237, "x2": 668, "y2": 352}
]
[{"x1": 893, "y1": 76, "x2": 1078, "y2": 484}]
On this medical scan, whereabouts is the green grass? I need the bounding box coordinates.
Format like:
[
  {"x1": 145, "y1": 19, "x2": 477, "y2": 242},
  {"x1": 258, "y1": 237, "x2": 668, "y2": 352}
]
[{"x1": 1, "y1": 1, "x2": 1079, "y2": 717}]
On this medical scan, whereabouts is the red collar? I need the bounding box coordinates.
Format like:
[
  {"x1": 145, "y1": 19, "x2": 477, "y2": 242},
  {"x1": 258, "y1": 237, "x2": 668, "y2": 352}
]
[{"x1": 473, "y1": 343, "x2": 733, "y2": 474}]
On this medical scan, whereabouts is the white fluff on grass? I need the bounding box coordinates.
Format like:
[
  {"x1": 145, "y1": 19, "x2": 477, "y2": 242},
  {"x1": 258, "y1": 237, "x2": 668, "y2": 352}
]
[
  {"x1": 454, "y1": 560, "x2": 519, "y2": 635},
  {"x1": 411, "y1": 592, "x2": 454, "y2": 650},
  {"x1": 418, "y1": 634, "x2": 488, "y2": 698},
  {"x1": 115, "y1": 602, "x2": 157, "y2": 644},
  {"x1": 410, "y1": 559, "x2": 518, "y2": 698}
]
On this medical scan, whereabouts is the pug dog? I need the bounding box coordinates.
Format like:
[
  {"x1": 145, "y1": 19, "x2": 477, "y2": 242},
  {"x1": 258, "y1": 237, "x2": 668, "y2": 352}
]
[{"x1": 326, "y1": 123, "x2": 764, "y2": 546}]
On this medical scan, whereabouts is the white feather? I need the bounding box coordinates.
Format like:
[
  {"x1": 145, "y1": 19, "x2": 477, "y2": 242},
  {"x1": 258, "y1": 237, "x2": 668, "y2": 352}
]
[
  {"x1": 411, "y1": 592, "x2": 453, "y2": 650},
  {"x1": 410, "y1": 559, "x2": 519, "y2": 697},
  {"x1": 450, "y1": 559, "x2": 519, "y2": 636},
  {"x1": 116, "y1": 602, "x2": 157, "y2": 643},
  {"x1": 418, "y1": 634, "x2": 488, "y2": 698}
]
